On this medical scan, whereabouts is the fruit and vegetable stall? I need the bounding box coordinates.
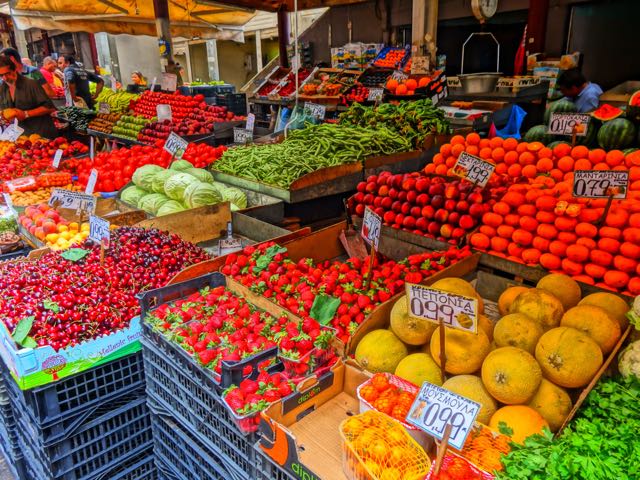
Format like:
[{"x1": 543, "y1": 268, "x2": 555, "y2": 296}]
[{"x1": 1, "y1": 55, "x2": 640, "y2": 480}]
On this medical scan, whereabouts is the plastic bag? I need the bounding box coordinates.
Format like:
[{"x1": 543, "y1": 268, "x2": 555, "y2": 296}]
[{"x1": 495, "y1": 104, "x2": 527, "y2": 139}]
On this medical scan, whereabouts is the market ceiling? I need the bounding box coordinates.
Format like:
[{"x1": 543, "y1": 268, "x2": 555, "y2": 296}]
[
  {"x1": 4, "y1": 0, "x2": 259, "y2": 39},
  {"x1": 189, "y1": 0, "x2": 369, "y2": 12}
]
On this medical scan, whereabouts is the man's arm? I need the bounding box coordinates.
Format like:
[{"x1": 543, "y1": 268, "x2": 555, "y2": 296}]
[
  {"x1": 87, "y1": 71, "x2": 104, "y2": 98},
  {"x1": 69, "y1": 82, "x2": 78, "y2": 101},
  {"x1": 14, "y1": 105, "x2": 55, "y2": 121},
  {"x1": 13, "y1": 81, "x2": 55, "y2": 120}
]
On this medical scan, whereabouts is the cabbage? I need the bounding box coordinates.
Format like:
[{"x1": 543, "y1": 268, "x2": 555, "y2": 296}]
[
  {"x1": 164, "y1": 172, "x2": 198, "y2": 200},
  {"x1": 219, "y1": 186, "x2": 247, "y2": 209},
  {"x1": 231, "y1": 203, "x2": 241, "y2": 211},
  {"x1": 151, "y1": 169, "x2": 177, "y2": 193},
  {"x1": 120, "y1": 185, "x2": 148, "y2": 206},
  {"x1": 170, "y1": 159, "x2": 193, "y2": 171},
  {"x1": 137, "y1": 193, "x2": 171, "y2": 215},
  {"x1": 132, "y1": 164, "x2": 163, "y2": 190},
  {"x1": 183, "y1": 182, "x2": 223, "y2": 208},
  {"x1": 156, "y1": 200, "x2": 186, "y2": 216},
  {"x1": 184, "y1": 168, "x2": 214, "y2": 184}
]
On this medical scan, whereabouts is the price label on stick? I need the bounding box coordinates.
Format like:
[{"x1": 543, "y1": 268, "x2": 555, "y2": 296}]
[
  {"x1": 245, "y1": 113, "x2": 256, "y2": 133},
  {"x1": 156, "y1": 104, "x2": 172, "y2": 122},
  {"x1": 3, "y1": 192, "x2": 13, "y2": 209},
  {"x1": 361, "y1": 206, "x2": 382, "y2": 250},
  {"x1": 163, "y1": 132, "x2": 189, "y2": 159},
  {"x1": 303, "y1": 102, "x2": 326, "y2": 120},
  {"x1": 573, "y1": 170, "x2": 629, "y2": 199},
  {"x1": 89, "y1": 136, "x2": 95, "y2": 161},
  {"x1": 391, "y1": 70, "x2": 409, "y2": 82},
  {"x1": 160, "y1": 73, "x2": 177, "y2": 92},
  {"x1": 368, "y1": 88, "x2": 384, "y2": 102},
  {"x1": 52, "y1": 149, "x2": 63, "y2": 169},
  {"x1": 98, "y1": 102, "x2": 111, "y2": 114},
  {"x1": 405, "y1": 283, "x2": 478, "y2": 333},
  {"x1": 89, "y1": 215, "x2": 110, "y2": 248},
  {"x1": 233, "y1": 128, "x2": 253, "y2": 145},
  {"x1": 49, "y1": 189, "x2": 96, "y2": 214},
  {"x1": 85, "y1": 169, "x2": 98, "y2": 195},
  {"x1": 547, "y1": 113, "x2": 591, "y2": 136},
  {"x1": 0, "y1": 120, "x2": 24, "y2": 142},
  {"x1": 452, "y1": 152, "x2": 496, "y2": 188},
  {"x1": 218, "y1": 237, "x2": 243, "y2": 256},
  {"x1": 405, "y1": 382, "x2": 480, "y2": 450}
]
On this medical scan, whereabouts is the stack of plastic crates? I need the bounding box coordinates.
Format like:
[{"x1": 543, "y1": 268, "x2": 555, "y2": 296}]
[
  {"x1": 140, "y1": 273, "x2": 273, "y2": 480},
  {"x1": 0, "y1": 369, "x2": 28, "y2": 479},
  {"x1": 1, "y1": 352, "x2": 155, "y2": 480}
]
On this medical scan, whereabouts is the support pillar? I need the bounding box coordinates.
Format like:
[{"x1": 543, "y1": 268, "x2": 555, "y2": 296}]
[
  {"x1": 411, "y1": 0, "x2": 426, "y2": 46},
  {"x1": 277, "y1": 8, "x2": 289, "y2": 68},
  {"x1": 255, "y1": 30, "x2": 263, "y2": 72},
  {"x1": 205, "y1": 39, "x2": 219, "y2": 81},
  {"x1": 152, "y1": 0, "x2": 173, "y2": 70},
  {"x1": 12, "y1": 24, "x2": 27, "y2": 57},
  {"x1": 526, "y1": 0, "x2": 549, "y2": 55}
]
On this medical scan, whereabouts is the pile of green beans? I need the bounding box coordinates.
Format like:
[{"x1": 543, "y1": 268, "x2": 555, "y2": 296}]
[{"x1": 212, "y1": 123, "x2": 411, "y2": 188}]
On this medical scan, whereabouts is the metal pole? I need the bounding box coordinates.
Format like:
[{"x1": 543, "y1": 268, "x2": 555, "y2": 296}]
[
  {"x1": 152, "y1": 0, "x2": 173, "y2": 64},
  {"x1": 277, "y1": 7, "x2": 290, "y2": 68}
]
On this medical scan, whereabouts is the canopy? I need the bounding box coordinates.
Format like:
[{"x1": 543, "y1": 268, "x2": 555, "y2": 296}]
[
  {"x1": 6, "y1": 0, "x2": 257, "y2": 39},
  {"x1": 208, "y1": 0, "x2": 368, "y2": 12}
]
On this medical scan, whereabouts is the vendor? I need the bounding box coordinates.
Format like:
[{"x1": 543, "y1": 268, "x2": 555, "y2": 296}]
[
  {"x1": 58, "y1": 55, "x2": 104, "y2": 109},
  {"x1": 556, "y1": 68, "x2": 603, "y2": 113},
  {"x1": 131, "y1": 71, "x2": 146, "y2": 86},
  {"x1": 0, "y1": 48, "x2": 56, "y2": 99},
  {"x1": 0, "y1": 56, "x2": 57, "y2": 138}
]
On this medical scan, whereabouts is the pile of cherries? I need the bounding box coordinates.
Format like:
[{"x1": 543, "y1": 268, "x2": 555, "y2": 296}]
[{"x1": 0, "y1": 227, "x2": 209, "y2": 351}]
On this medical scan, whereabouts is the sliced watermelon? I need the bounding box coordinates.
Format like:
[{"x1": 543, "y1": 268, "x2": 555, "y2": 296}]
[
  {"x1": 592, "y1": 104, "x2": 623, "y2": 121},
  {"x1": 597, "y1": 118, "x2": 637, "y2": 150},
  {"x1": 628, "y1": 90, "x2": 640, "y2": 123}
]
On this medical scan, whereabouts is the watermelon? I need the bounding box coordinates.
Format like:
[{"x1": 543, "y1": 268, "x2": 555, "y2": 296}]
[
  {"x1": 597, "y1": 118, "x2": 637, "y2": 150},
  {"x1": 628, "y1": 90, "x2": 640, "y2": 123},
  {"x1": 575, "y1": 120, "x2": 598, "y2": 147},
  {"x1": 544, "y1": 99, "x2": 577, "y2": 124},
  {"x1": 623, "y1": 148, "x2": 638, "y2": 155},
  {"x1": 592, "y1": 104, "x2": 623, "y2": 121},
  {"x1": 524, "y1": 125, "x2": 555, "y2": 145}
]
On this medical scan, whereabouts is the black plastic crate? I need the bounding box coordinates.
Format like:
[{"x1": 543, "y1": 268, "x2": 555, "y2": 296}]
[
  {"x1": 211, "y1": 93, "x2": 247, "y2": 116},
  {"x1": 253, "y1": 444, "x2": 295, "y2": 480},
  {"x1": 151, "y1": 411, "x2": 245, "y2": 480},
  {"x1": 1, "y1": 352, "x2": 145, "y2": 435},
  {"x1": 16, "y1": 396, "x2": 152, "y2": 480}
]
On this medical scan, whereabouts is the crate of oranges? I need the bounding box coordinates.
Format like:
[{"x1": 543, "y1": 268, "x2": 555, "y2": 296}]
[
  {"x1": 340, "y1": 410, "x2": 431, "y2": 480},
  {"x1": 452, "y1": 422, "x2": 510, "y2": 475},
  {"x1": 373, "y1": 47, "x2": 409, "y2": 69},
  {"x1": 357, "y1": 373, "x2": 430, "y2": 447},
  {"x1": 426, "y1": 454, "x2": 495, "y2": 480}
]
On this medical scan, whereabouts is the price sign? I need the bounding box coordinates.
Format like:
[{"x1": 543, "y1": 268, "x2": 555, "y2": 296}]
[
  {"x1": 49, "y1": 189, "x2": 96, "y2": 215},
  {"x1": 150, "y1": 77, "x2": 157, "y2": 92},
  {"x1": 2, "y1": 192, "x2": 13, "y2": 209},
  {"x1": 405, "y1": 382, "x2": 480, "y2": 450},
  {"x1": 303, "y1": 102, "x2": 326, "y2": 120},
  {"x1": 361, "y1": 206, "x2": 382, "y2": 250},
  {"x1": 163, "y1": 132, "x2": 189, "y2": 159},
  {"x1": 89, "y1": 215, "x2": 110, "y2": 247},
  {"x1": 218, "y1": 237, "x2": 243, "y2": 256},
  {"x1": 391, "y1": 70, "x2": 409, "y2": 82},
  {"x1": 573, "y1": 170, "x2": 629, "y2": 199},
  {"x1": 0, "y1": 120, "x2": 24, "y2": 142},
  {"x1": 406, "y1": 283, "x2": 478, "y2": 333},
  {"x1": 452, "y1": 152, "x2": 496, "y2": 188},
  {"x1": 98, "y1": 102, "x2": 111, "y2": 114},
  {"x1": 156, "y1": 104, "x2": 172, "y2": 123},
  {"x1": 233, "y1": 128, "x2": 253, "y2": 145},
  {"x1": 368, "y1": 88, "x2": 384, "y2": 102},
  {"x1": 245, "y1": 113, "x2": 256, "y2": 133},
  {"x1": 52, "y1": 149, "x2": 63, "y2": 169},
  {"x1": 160, "y1": 73, "x2": 178, "y2": 92},
  {"x1": 411, "y1": 55, "x2": 430, "y2": 74},
  {"x1": 547, "y1": 113, "x2": 591, "y2": 136},
  {"x1": 85, "y1": 169, "x2": 98, "y2": 195}
]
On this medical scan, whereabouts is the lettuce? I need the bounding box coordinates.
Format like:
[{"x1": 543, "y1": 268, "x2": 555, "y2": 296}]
[
  {"x1": 151, "y1": 169, "x2": 177, "y2": 194},
  {"x1": 184, "y1": 168, "x2": 214, "y2": 184},
  {"x1": 164, "y1": 172, "x2": 198, "y2": 200},
  {"x1": 132, "y1": 164, "x2": 163, "y2": 190},
  {"x1": 169, "y1": 159, "x2": 193, "y2": 171},
  {"x1": 120, "y1": 185, "x2": 148, "y2": 206},
  {"x1": 156, "y1": 200, "x2": 186, "y2": 216},
  {"x1": 183, "y1": 182, "x2": 223, "y2": 208},
  {"x1": 219, "y1": 186, "x2": 247, "y2": 209},
  {"x1": 137, "y1": 193, "x2": 171, "y2": 215}
]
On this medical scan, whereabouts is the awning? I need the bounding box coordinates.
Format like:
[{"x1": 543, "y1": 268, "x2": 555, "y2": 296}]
[
  {"x1": 6, "y1": 0, "x2": 258, "y2": 39},
  {"x1": 204, "y1": 0, "x2": 368, "y2": 12}
]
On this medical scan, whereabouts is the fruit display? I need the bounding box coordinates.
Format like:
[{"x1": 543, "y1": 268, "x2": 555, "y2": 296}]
[
  {"x1": 274, "y1": 68, "x2": 311, "y2": 98},
  {"x1": 111, "y1": 114, "x2": 152, "y2": 142},
  {"x1": 213, "y1": 123, "x2": 412, "y2": 188},
  {"x1": 358, "y1": 373, "x2": 418, "y2": 426},
  {"x1": 0, "y1": 227, "x2": 209, "y2": 350},
  {"x1": 339, "y1": 99, "x2": 450, "y2": 148},
  {"x1": 88, "y1": 113, "x2": 121, "y2": 134},
  {"x1": 93, "y1": 88, "x2": 139, "y2": 114},
  {"x1": 255, "y1": 67, "x2": 290, "y2": 97},
  {"x1": 19, "y1": 204, "x2": 101, "y2": 250},
  {"x1": 57, "y1": 106, "x2": 96, "y2": 131},
  {"x1": 222, "y1": 242, "x2": 473, "y2": 343},
  {"x1": 373, "y1": 47, "x2": 408, "y2": 69},
  {"x1": 343, "y1": 83, "x2": 371, "y2": 103},
  {"x1": 385, "y1": 76, "x2": 431, "y2": 96},
  {"x1": 8, "y1": 184, "x2": 85, "y2": 207},
  {"x1": 300, "y1": 69, "x2": 357, "y2": 98},
  {"x1": 120, "y1": 161, "x2": 246, "y2": 215}
]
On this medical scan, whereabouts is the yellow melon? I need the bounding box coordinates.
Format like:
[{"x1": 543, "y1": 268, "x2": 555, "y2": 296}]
[
  {"x1": 578, "y1": 292, "x2": 629, "y2": 330},
  {"x1": 355, "y1": 329, "x2": 408, "y2": 373},
  {"x1": 509, "y1": 288, "x2": 564, "y2": 330},
  {"x1": 560, "y1": 305, "x2": 621, "y2": 354},
  {"x1": 478, "y1": 314, "x2": 494, "y2": 342},
  {"x1": 481, "y1": 347, "x2": 542, "y2": 404},
  {"x1": 493, "y1": 313, "x2": 544, "y2": 354},
  {"x1": 430, "y1": 277, "x2": 484, "y2": 313},
  {"x1": 527, "y1": 378, "x2": 572, "y2": 432},
  {"x1": 430, "y1": 327, "x2": 490, "y2": 375},
  {"x1": 535, "y1": 327, "x2": 603, "y2": 388},
  {"x1": 489, "y1": 406, "x2": 549, "y2": 444},
  {"x1": 395, "y1": 353, "x2": 442, "y2": 387},
  {"x1": 389, "y1": 295, "x2": 437, "y2": 345},
  {"x1": 498, "y1": 286, "x2": 529, "y2": 316},
  {"x1": 442, "y1": 375, "x2": 497, "y2": 425},
  {"x1": 537, "y1": 273, "x2": 581, "y2": 310}
]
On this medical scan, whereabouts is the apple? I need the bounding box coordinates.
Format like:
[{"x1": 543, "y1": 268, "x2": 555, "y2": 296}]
[
  {"x1": 403, "y1": 216, "x2": 416, "y2": 229},
  {"x1": 444, "y1": 199, "x2": 457, "y2": 212},
  {"x1": 388, "y1": 188, "x2": 399, "y2": 199},
  {"x1": 421, "y1": 205, "x2": 435, "y2": 219},
  {"x1": 416, "y1": 217, "x2": 428, "y2": 231},
  {"x1": 440, "y1": 224, "x2": 453, "y2": 238},
  {"x1": 431, "y1": 195, "x2": 444, "y2": 209},
  {"x1": 406, "y1": 191, "x2": 417, "y2": 204},
  {"x1": 401, "y1": 202, "x2": 411, "y2": 215},
  {"x1": 378, "y1": 185, "x2": 389, "y2": 197},
  {"x1": 448, "y1": 212, "x2": 460, "y2": 225},
  {"x1": 391, "y1": 201, "x2": 402, "y2": 213},
  {"x1": 354, "y1": 204, "x2": 365, "y2": 216},
  {"x1": 402, "y1": 178, "x2": 416, "y2": 191},
  {"x1": 381, "y1": 197, "x2": 393, "y2": 209},
  {"x1": 398, "y1": 191, "x2": 407, "y2": 202},
  {"x1": 459, "y1": 215, "x2": 475, "y2": 230},
  {"x1": 416, "y1": 194, "x2": 429, "y2": 206},
  {"x1": 415, "y1": 177, "x2": 430, "y2": 192},
  {"x1": 434, "y1": 209, "x2": 449, "y2": 223},
  {"x1": 373, "y1": 197, "x2": 383, "y2": 208},
  {"x1": 429, "y1": 183, "x2": 445, "y2": 196},
  {"x1": 444, "y1": 185, "x2": 460, "y2": 200},
  {"x1": 363, "y1": 194, "x2": 374, "y2": 205},
  {"x1": 428, "y1": 221, "x2": 441, "y2": 236},
  {"x1": 469, "y1": 203, "x2": 486, "y2": 218},
  {"x1": 452, "y1": 228, "x2": 466, "y2": 239},
  {"x1": 383, "y1": 211, "x2": 396, "y2": 224},
  {"x1": 395, "y1": 213, "x2": 405, "y2": 225},
  {"x1": 375, "y1": 207, "x2": 384, "y2": 217},
  {"x1": 410, "y1": 206, "x2": 422, "y2": 218},
  {"x1": 456, "y1": 200, "x2": 469, "y2": 213}
]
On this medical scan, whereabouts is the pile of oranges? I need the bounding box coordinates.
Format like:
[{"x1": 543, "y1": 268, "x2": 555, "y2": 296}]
[
  {"x1": 386, "y1": 77, "x2": 430, "y2": 96},
  {"x1": 359, "y1": 373, "x2": 417, "y2": 423},
  {"x1": 374, "y1": 48, "x2": 406, "y2": 69}
]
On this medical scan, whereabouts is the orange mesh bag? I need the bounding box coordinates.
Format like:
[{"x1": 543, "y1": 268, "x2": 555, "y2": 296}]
[
  {"x1": 340, "y1": 410, "x2": 431, "y2": 480},
  {"x1": 454, "y1": 423, "x2": 510, "y2": 474}
]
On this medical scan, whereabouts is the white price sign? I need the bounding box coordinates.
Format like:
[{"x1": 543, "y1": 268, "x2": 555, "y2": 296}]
[
  {"x1": 85, "y1": 169, "x2": 98, "y2": 194},
  {"x1": 361, "y1": 206, "x2": 382, "y2": 250},
  {"x1": 156, "y1": 104, "x2": 172, "y2": 123},
  {"x1": 303, "y1": 102, "x2": 326, "y2": 120},
  {"x1": 573, "y1": 170, "x2": 629, "y2": 199},
  {"x1": 0, "y1": 120, "x2": 24, "y2": 142},
  {"x1": 547, "y1": 113, "x2": 591, "y2": 136},
  {"x1": 406, "y1": 283, "x2": 478, "y2": 333},
  {"x1": 48, "y1": 189, "x2": 96, "y2": 215},
  {"x1": 218, "y1": 237, "x2": 243, "y2": 256},
  {"x1": 160, "y1": 73, "x2": 178, "y2": 92},
  {"x1": 233, "y1": 128, "x2": 253, "y2": 145},
  {"x1": 452, "y1": 152, "x2": 496, "y2": 188},
  {"x1": 368, "y1": 88, "x2": 384, "y2": 102},
  {"x1": 245, "y1": 113, "x2": 256, "y2": 133},
  {"x1": 52, "y1": 149, "x2": 63, "y2": 169},
  {"x1": 98, "y1": 102, "x2": 111, "y2": 114},
  {"x1": 89, "y1": 215, "x2": 110, "y2": 247},
  {"x1": 2, "y1": 192, "x2": 13, "y2": 209},
  {"x1": 405, "y1": 382, "x2": 481, "y2": 450},
  {"x1": 163, "y1": 132, "x2": 189, "y2": 159},
  {"x1": 391, "y1": 70, "x2": 409, "y2": 82}
]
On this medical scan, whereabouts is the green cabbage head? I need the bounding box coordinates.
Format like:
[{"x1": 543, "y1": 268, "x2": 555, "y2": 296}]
[
  {"x1": 120, "y1": 185, "x2": 148, "y2": 206},
  {"x1": 137, "y1": 193, "x2": 171, "y2": 215},
  {"x1": 151, "y1": 169, "x2": 177, "y2": 193},
  {"x1": 219, "y1": 186, "x2": 247, "y2": 209},
  {"x1": 164, "y1": 172, "x2": 198, "y2": 200},
  {"x1": 169, "y1": 159, "x2": 193, "y2": 171},
  {"x1": 184, "y1": 168, "x2": 214, "y2": 184},
  {"x1": 156, "y1": 200, "x2": 186, "y2": 216},
  {"x1": 183, "y1": 182, "x2": 223, "y2": 208},
  {"x1": 132, "y1": 164, "x2": 163, "y2": 190}
]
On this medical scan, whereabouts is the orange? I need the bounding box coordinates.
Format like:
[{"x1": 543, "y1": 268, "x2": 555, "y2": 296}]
[
  {"x1": 466, "y1": 132, "x2": 481, "y2": 145},
  {"x1": 594, "y1": 162, "x2": 609, "y2": 171},
  {"x1": 465, "y1": 145, "x2": 479, "y2": 156},
  {"x1": 522, "y1": 164, "x2": 538, "y2": 178},
  {"x1": 492, "y1": 147, "x2": 506, "y2": 163},
  {"x1": 507, "y1": 164, "x2": 522, "y2": 177},
  {"x1": 557, "y1": 156, "x2": 574, "y2": 173},
  {"x1": 450, "y1": 135, "x2": 466, "y2": 145},
  {"x1": 519, "y1": 152, "x2": 536, "y2": 165},
  {"x1": 538, "y1": 147, "x2": 553, "y2": 159},
  {"x1": 405, "y1": 79, "x2": 418, "y2": 90},
  {"x1": 386, "y1": 79, "x2": 399, "y2": 91},
  {"x1": 490, "y1": 137, "x2": 504, "y2": 148},
  {"x1": 516, "y1": 142, "x2": 530, "y2": 154},
  {"x1": 493, "y1": 201, "x2": 511, "y2": 216},
  {"x1": 588, "y1": 148, "x2": 606, "y2": 164},
  {"x1": 571, "y1": 145, "x2": 589, "y2": 159},
  {"x1": 527, "y1": 142, "x2": 545, "y2": 152},
  {"x1": 549, "y1": 169, "x2": 564, "y2": 182},
  {"x1": 423, "y1": 163, "x2": 436, "y2": 173},
  {"x1": 446, "y1": 156, "x2": 457, "y2": 168},
  {"x1": 536, "y1": 157, "x2": 554, "y2": 172},
  {"x1": 605, "y1": 150, "x2": 625, "y2": 167},
  {"x1": 479, "y1": 138, "x2": 491, "y2": 149},
  {"x1": 432, "y1": 153, "x2": 444, "y2": 165},
  {"x1": 553, "y1": 143, "x2": 572, "y2": 158},
  {"x1": 479, "y1": 147, "x2": 493, "y2": 160},
  {"x1": 574, "y1": 158, "x2": 592, "y2": 170},
  {"x1": 495, "y1": 163, "x2": 508, "y2": 175},
  {"x1": 451, "y1": 143, "x2": 465, "y2": 158},
  {"x1": 503, "y1": 137, "x2": 518, "y2": 151},
  {"x1": 504, "y1": 150, "x2": 519, "y2": 165},
  {"x1": 440, "y1": 143, "x2": 452, "y2": 157},
  {"x1": 395, "y1": 84, "x2": 408, "y2": 95}
]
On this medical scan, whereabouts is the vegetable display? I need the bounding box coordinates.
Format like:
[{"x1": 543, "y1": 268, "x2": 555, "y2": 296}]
[
  {"x1": 93, "y1": 89, "x2": 139, "y2": 114},
  {"x1": 213, "y1": 123, "x2": 412, "y2": 188}
]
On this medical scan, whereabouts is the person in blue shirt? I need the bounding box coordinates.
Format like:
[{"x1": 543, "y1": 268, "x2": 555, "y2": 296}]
[{"x1": 556, "y1": 68, "x2": 603, "y2": 113}]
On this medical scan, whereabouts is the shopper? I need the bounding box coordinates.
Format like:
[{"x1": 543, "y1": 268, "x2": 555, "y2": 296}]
[
  {"x1": 131, "y1": 71, "x2": 146, "y2": 86},
  {"x1": 40, "y1": 56, "x2": 64, "y2": 97},
  {"x1": 0, "y1": 47, "x2": 56, "y2": 99},
  {"x1": 58, "y1": 55, "x2": 104, "y2": 109},
  {"x1": 0, "y1": 56, "x2": 57, "y2": 138},
  {"x1": 556, "y1": 68, "x2": 603, "y2": 113}
]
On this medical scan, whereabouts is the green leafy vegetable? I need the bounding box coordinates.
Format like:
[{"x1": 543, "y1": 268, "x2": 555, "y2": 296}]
[
  {"x1": 12, "y1": 316, "x2": 34, "y2": 346},
  {"x1": 309, "y1": 294, "x2": 341, "y2": 325}
]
